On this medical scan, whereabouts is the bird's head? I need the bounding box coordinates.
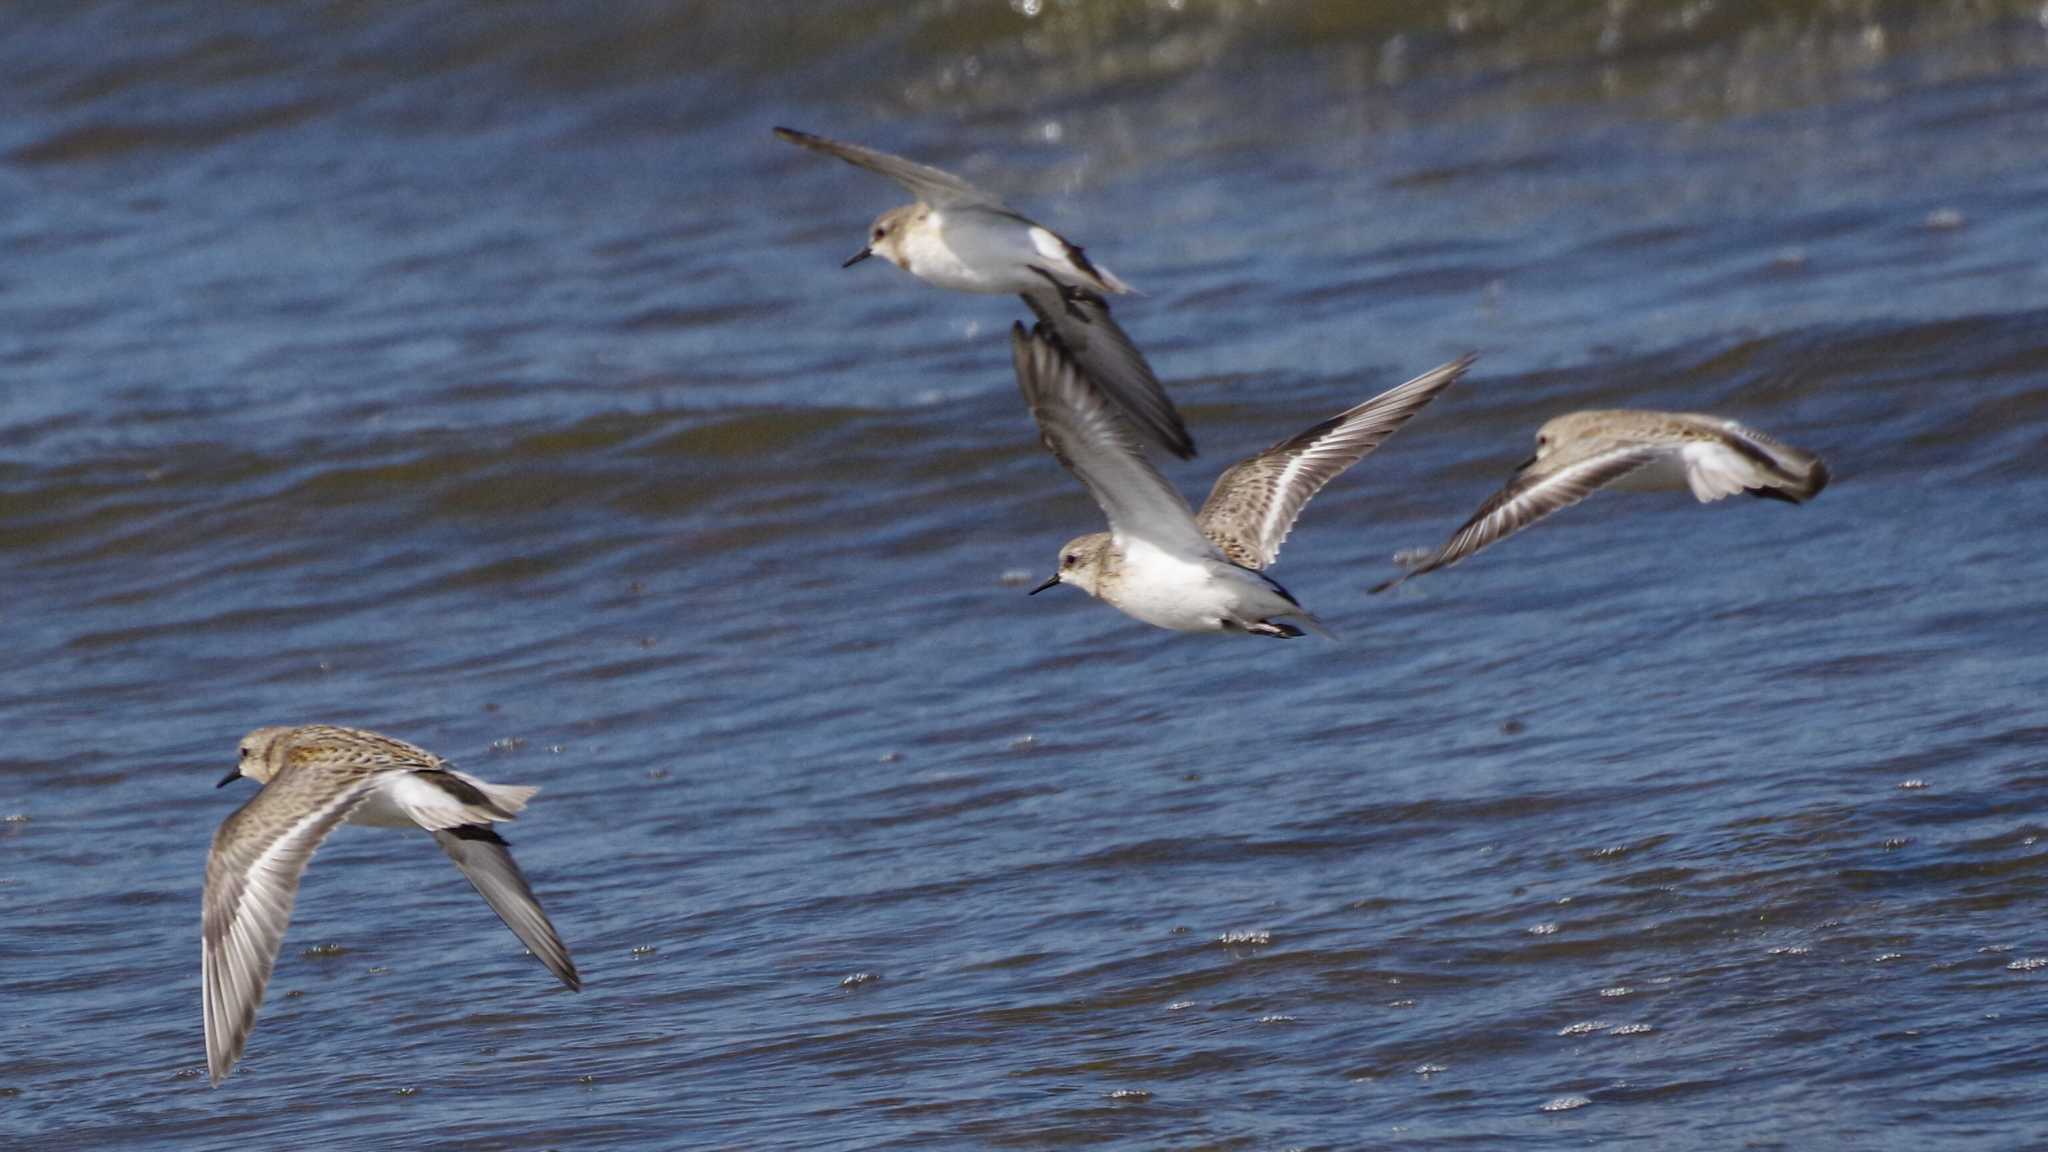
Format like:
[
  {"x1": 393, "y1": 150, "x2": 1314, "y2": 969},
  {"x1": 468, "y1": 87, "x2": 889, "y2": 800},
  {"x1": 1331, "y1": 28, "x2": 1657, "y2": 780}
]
[
  {"x1": 219, "y1": 726, "x2": 296, "y2": 788},
  {"x1": 1030, "y1": 532, "x2": 1112, "y2": 599}
]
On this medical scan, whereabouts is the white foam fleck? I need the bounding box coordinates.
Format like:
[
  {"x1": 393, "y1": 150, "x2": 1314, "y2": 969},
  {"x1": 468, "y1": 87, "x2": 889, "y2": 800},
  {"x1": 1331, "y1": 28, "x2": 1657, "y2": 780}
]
[
  {"x1": 1558, "y1": 1020, "x2": 1609, "y2": 1036},
  {"x1": 1609, "y1": 1023, "x2": 1654, "y2": 1036},
  {"x1": 1528, "y1": 923, "x2": 1560, "y2": 936},
  {"x1": 1218, "y1": 929, "x2": 1271, "y2": 945},
  {"x1": 1874, "y1": 952, "x2": 1905, "y2": 964},
  {"x1": 1258, "y1": 1014, "x2": 1298, "y2": 1024},
  {"x1": 1541, "y1": 1095, "x2": 1592, "y2": 1112},
  {"x1": 1897, "y1": 779, "x2": 1928, "y2": 790},
  {"x1": 840, "y1": 971, "x2": 880, "y2": 988},
  {"x1": 1166, "y1": 1000, "x2": 1194, "y2": 1011},
  {"x1": 1106, "y1": 1088, "x2": 1149, "y2": 1101},
  {"x1": 2005, "y1": 957, "x2": 2048, "y2": 972},
  {"x1": 1768, "y1": 945, "x2": 1810, "y2": 956},
  {"x1": 1415, "y1": 1063, "x2": 1448, "y2": 1075},
  {"x1": 1599, "y1": 986, "x2": 1632, "y2": 998}
]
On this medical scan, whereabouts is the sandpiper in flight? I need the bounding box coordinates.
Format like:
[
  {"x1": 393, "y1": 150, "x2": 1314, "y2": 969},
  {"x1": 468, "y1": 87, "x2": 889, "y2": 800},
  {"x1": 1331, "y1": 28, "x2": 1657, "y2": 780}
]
[
  {"x1": 1372, "y1": 409, "x2": 1829, "y2": 592},
  {"x1": 203, "y1": 724, "x2": 579, "y2": 1085},
  {"x1": 775, "y1": 126, "x2": 1195, "y2": 460},
  {"x1": 1014, "y1": 322, "x2": 1474, "y2": 637}
]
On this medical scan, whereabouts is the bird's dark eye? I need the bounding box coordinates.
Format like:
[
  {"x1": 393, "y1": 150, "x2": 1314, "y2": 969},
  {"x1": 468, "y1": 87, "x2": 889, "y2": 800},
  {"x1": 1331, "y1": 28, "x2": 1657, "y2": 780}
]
[
  {"x1": 872, "y1": 227, "x2": 885, "y2": 240},
  {"x1": 1537, "y1": 435, "x2": 1548, "y2": 447},
  {"x1": 238, "y1": 746, "x2": 252, "y2": 759},
  {"x1": 1064, "y1": 553, "x2": 1078, "y2": 565}
]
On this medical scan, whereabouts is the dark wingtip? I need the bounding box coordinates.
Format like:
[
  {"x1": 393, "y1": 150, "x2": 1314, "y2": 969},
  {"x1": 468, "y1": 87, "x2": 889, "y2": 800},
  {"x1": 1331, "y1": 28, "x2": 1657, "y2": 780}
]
[
  {"x1": 1127, "y1": 395, "x2": 1196, "y2": 460},
  {"x1": 1805, "y1": 458, "x2": 1831, "y2": 499},
  {"x1": 771, "y1": 126, "x2": 802, "y2": 142},
  {"x1": 1010, "y1": 322, "x2": 1046, "y2": 391},
  {"x1": 1369, "y1": 562, "x2": 1424, "y2": 595},
  {"x1": 1017, "y1": 289, "x2": 1195, "y2": 458}
]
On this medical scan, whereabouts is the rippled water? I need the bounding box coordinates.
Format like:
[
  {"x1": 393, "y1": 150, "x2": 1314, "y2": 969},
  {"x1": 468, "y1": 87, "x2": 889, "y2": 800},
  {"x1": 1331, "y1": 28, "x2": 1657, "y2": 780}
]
[{"x1": 5, "y1": 2, "x2": 2048, "y2": 1147}]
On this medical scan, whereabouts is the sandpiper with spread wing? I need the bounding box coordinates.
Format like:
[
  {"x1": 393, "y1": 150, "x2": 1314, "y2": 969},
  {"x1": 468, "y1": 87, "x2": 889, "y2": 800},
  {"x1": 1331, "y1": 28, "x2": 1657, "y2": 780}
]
[
  {"x1": 1013, "y1": 322, "x2": 1474, "y2": 636},
  {"x1": 1372, "y1": 409, "x2": 1829, "y2": 592},
  {"x1": 202, "y1": 724, "x2": 579, "y2": 1085}
]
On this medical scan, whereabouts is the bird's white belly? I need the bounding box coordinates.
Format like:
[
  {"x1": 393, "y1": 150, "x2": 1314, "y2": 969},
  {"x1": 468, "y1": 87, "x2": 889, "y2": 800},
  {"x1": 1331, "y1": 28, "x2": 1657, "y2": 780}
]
[
  {"x1": 1107, "y1": 544, "x2": 1247, "y2": 632},
  {"x1": 901, "y1": 210, "x2": 1042, "y2": 294}
]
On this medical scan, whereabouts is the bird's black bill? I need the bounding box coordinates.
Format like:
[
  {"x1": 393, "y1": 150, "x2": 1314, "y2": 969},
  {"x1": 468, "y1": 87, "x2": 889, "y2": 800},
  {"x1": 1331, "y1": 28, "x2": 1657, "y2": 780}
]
[
  {"x1": 1514, "y1": 455, "x2": 1538, "y2": 472},
  {"x1": 215, "y1": 768, "x2": 242, "y2": 788},
  {"x1": 842, "y1": 247, "x2": 872, "y2": 268},
  {"x1": 1028, "y1": 574, "x2": 1061, "y2": 595}
]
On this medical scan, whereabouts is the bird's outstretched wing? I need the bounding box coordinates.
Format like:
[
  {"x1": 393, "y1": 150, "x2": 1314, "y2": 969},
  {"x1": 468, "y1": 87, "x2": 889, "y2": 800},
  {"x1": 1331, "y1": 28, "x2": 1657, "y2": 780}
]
[
  {"x1": 201, "y1": 772, "x2": 377, "y2": 1085},
  {"x1": 1012, "y1": 323, "x2": 1213, "y2": 560},
  {"x1": 774, "y1": 126, "x2": 999, "y2": 208},
  {"x1": 434, "y1": 825, "x2": 581, "y2": 991},
  {"x1": 1021, "y1": 289, "x2": 1193, "y2": 461},
  {"x1": 1199, "y1": 355, "x2": 1475, "y2": 569},
  {"x1": 1372, "y1": 445, "x2": 1664, "y2": 592}
]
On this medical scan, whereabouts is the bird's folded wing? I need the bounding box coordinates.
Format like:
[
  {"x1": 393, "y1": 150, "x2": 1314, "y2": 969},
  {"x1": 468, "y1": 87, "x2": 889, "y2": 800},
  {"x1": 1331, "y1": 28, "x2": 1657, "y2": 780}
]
[
  {"x1": 773, "y1": 126, "x2": 998, "y2": 208},
  {"x1": 1011, "y1": 323, "x2": 1212, "y2": 559},
  {"x1": 1199, "y1": 355, "x2": 1474, "y2": 569}
]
